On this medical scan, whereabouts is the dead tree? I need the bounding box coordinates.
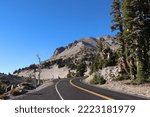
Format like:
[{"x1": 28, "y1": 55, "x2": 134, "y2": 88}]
[{"x1": 37, "y1": 54, "x2": 42, "y2": 86}]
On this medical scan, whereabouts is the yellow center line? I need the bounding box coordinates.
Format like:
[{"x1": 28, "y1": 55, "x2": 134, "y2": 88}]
[{"x1": 69, "y1": 79, "x2": 114, "y2": 100}]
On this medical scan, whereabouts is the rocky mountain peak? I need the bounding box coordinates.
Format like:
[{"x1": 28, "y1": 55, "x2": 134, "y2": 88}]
[
  {"x1": 51, "y1": 37, "x2": 99, "y2": 60},
  {"x1": 79, "y1": 37, "x2": 98, "y2": 48},
  {"x1": 53, "y1": 47, "x2": 65, "y2": 56}
]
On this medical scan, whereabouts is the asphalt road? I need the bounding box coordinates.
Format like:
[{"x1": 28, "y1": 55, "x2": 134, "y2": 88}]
[{"x1": 15, "y1": 77, "x2": 147, "y2": 100}]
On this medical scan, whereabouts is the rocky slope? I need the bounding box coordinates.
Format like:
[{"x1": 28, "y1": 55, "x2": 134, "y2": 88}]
[
  {"x1": 0, "y1": 72, "x2": 38, "y2": 99},
  {"x1": 14, "y1": 36, "x2": 117, "y2": 79},
  {"x1": 50, "y1": 37, "x2": 98, "y2": 61}
]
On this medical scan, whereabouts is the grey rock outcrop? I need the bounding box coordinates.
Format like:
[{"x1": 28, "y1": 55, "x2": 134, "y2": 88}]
[{"x1": 53, "y1": 47, "x2": 65, "y2": 56}]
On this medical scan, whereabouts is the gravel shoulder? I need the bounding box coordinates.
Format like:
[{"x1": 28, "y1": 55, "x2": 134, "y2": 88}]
[{"x1": 84, "y1": 77, "x2": 150, "y2": 99}]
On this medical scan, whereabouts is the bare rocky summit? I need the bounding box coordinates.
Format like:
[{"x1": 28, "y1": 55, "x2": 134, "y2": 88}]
[{"x1": 50, "y1": 37, "x2": 98, "y2": 61}]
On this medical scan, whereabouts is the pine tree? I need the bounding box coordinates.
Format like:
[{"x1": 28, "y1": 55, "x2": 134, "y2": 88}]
[
  {"x1": 110, "y1": 0, "x2": 123, "y2": 33},
  {"x1": 142, "y1": 0, "x2": 150, "y2": 79},
  {"x1": 122, "y1": 0, "x2": 137, "y2": 80},
  {"x1": 76, "y1": 60, "x2": 87, "y2": 77},
  {"x1": 110, "y1": 0, "x2": 129, "y2": 74},
  {"x1": 122, "y1": 0, "x2": 150, "y2": 83}
]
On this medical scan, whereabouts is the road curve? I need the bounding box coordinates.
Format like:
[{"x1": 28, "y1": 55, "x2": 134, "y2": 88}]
[
  {"x1": 70, "y1": 78, "x2": 146, "y2": 100},
  {"x1": 15, "y1": 77, "x2": 147, "y2": 100}
]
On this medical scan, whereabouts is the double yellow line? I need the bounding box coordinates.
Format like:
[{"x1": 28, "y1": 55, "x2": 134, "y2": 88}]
[{"x1": 70, "y1": 79, "x2": 114, "y2": 100}]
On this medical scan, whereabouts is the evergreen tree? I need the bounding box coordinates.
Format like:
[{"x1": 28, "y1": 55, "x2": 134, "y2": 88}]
[
  {"x1": 76, "y1": 60, "x2": 87, "y2": 77},
  {"x1": 142, "y1": 0, "x2": 150, "y2": 79},
  {"x1": 110, "y1": 0, "x2": 150, "y2": 83},
  {"x1": 110, "y1": 0, "x2": 128, "y2": 74},
  {"x1": 122, "y1": 0, "x2": 150, "y2": 83},
  {"x1": 91, "y1": 54, "x2": 102, "y2": 73},
  {"x1": 110, "y1": 0, "x2": 123, "y2": 33},
  {"x1": 122, "y1": 0, "x2": 137, "y2": 80}
]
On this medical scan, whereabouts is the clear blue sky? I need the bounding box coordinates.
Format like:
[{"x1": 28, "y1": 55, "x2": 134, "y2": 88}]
[{"x1": 0, "y1": 0, "x2": 114, "y2": 74}]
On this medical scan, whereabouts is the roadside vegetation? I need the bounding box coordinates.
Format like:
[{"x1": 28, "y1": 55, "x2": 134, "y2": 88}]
[
  {"x1": 90, "y1": 0, "x2": 150, "y2": 85},
  {"x1": 91, "y1": 73, "x2": 106, "y2": 85},
  {"x1": 110, "y1": 0, "x2": 150, "y2": 84}
]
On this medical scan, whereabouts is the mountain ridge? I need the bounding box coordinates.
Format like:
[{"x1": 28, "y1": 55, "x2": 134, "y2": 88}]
[{"x1": 13, "y1": 36, "x2": 117, "y2": 79}]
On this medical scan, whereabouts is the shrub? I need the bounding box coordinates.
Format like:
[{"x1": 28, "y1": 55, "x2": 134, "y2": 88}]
[
  {"x1": 67, "y1": 71, "x2": 72, "y2": 78},
  {"x1": 67, "y1": 70, "x2": 76, "y2": 78},
  {"x1": 145, "y1": 77, "x2": 150, "y2": 83},
  {"x1": 91, "y1": 73, "x2": 106, "y2": 85},
  {"x1": 114, "y1": 74, "x2": 130, "y2": 81},
  {"x1": 131, "y1": 78, "x2": 144, "y2": 85}
]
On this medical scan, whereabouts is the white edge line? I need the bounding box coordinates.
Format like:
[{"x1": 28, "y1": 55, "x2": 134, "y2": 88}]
[{"x1": 55, "y1": 80, "x2": 64, "y2": 100}]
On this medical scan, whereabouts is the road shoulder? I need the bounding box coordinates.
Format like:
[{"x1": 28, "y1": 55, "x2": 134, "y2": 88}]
[{"x1": 82, "y1": 77, "x2": 150, "y2": 99}]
